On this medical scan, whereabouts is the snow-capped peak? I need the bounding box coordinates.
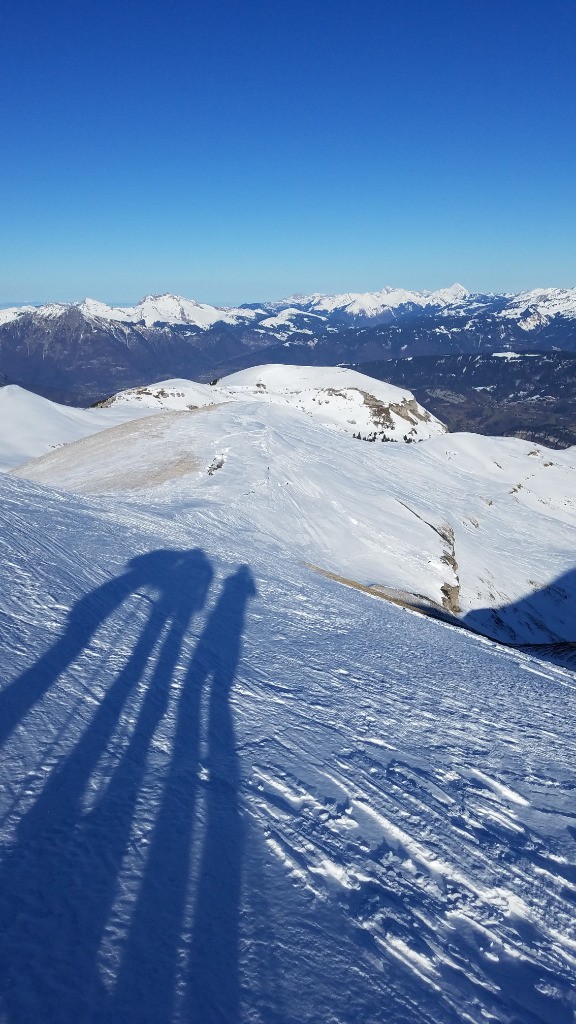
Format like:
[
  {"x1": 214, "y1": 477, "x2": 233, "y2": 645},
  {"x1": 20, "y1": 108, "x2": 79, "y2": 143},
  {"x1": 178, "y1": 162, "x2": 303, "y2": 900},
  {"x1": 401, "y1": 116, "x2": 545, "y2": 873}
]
[
  {"x1": 76, "y1": 294, "x2": 259, "y2": 329},
  {"x1": 498, "y1": 286, "x2": 576, "y2": 327},
  {"x1": 76, "y1": 298, "x2": 133, "y2": 322},
  {"x1": 429, "y1": 282, "x2": 469, "y2": 303},
  {"x1": 279, "y1": 284, "x2": 470, "y2": 319},
  {"x1": 0, "y1": 305, "x2": 37, "y2": 326}
]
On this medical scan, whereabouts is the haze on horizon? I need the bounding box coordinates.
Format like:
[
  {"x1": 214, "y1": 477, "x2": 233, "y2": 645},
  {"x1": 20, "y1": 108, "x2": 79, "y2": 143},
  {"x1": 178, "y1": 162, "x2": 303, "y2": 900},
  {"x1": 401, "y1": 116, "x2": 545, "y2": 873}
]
[{"x1": 1, "y1": 0, "x2": 575, "y2": 306}]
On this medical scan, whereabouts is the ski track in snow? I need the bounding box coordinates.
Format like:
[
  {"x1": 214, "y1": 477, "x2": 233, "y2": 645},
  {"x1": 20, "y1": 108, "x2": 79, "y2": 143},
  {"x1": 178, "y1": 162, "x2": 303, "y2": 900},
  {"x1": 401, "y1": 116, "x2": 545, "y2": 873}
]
[{"x1": 0, "y1": 473, "x2": 575, "y2": 1024}]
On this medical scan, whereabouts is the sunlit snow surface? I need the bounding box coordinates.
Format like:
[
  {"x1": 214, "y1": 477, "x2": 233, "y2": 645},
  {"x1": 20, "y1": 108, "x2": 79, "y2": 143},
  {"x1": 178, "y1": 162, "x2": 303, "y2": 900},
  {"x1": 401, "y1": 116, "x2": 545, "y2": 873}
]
[
  {"x1": 14, "y1": 396, "x2": 576, "y2": 646},
  {"x1": 98, "y1": 365, "x2": 447, "y2": 443},
  {"x1": 0, "y1": 385, "x2": 160, "y2": 469},
  {"x1": 1, "y1": 372, "x2": 576, "y2": 1023}
]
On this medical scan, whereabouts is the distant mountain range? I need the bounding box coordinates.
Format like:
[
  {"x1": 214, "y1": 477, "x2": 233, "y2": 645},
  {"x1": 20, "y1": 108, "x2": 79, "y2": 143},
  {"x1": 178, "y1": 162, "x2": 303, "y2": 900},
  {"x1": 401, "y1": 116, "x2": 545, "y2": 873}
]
[{"x1": 1, "y1": 285, "x2": 576, "y2": 411}]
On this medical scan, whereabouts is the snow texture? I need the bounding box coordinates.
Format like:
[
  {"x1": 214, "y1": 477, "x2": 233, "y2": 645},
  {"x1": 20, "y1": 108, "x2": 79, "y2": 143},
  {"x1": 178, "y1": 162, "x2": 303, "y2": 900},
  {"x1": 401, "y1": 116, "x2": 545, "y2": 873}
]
[
  {"x1": 13, "y1": 388, "x2": 576, "y2": 646},
  {"x1": 1, "y1": 365, "x2": 575, "y2": 1024}
]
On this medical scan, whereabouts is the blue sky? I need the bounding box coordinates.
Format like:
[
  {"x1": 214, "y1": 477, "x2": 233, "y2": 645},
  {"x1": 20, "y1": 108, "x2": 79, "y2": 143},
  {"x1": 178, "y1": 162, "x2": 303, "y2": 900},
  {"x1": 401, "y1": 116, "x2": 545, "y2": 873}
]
[{"x1": 1, "y1": 0, "x2": 575, "y2": 304}]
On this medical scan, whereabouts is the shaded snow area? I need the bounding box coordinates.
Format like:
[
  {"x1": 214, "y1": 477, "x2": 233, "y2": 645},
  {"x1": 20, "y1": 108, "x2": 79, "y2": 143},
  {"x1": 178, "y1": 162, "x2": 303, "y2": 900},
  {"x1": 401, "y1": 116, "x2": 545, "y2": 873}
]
[
  {"x1": 2, "y1": 365, "x2": 576, "y2": 1023},
  {"x1": 0, "y1": 472, "x2": 575, "y2": 1024}
]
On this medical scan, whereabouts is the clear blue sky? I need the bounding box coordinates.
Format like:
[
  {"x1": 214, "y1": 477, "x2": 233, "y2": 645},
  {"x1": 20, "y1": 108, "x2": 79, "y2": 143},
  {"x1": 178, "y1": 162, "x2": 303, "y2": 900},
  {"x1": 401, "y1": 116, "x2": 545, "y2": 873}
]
[{"x1": 1, "y1": 0, "x2": 575, "y2": 304}]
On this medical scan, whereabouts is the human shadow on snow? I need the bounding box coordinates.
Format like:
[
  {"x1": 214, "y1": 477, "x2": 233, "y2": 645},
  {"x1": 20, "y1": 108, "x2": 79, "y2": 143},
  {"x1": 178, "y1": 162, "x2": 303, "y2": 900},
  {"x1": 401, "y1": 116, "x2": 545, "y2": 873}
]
[
  {"x1": 0, "y1": 550, "x2": 257, "y2": 1024},
  {"x1": 0, "y1": 549, "x2": 197, "y2": 748}
]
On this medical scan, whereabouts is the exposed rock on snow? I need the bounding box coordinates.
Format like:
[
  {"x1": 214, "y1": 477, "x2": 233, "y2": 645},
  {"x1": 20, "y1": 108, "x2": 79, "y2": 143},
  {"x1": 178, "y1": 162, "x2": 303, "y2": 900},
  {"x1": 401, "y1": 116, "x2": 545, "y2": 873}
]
[{"x1": 105, "y1": 366, "x2": 446, "y2": 444}]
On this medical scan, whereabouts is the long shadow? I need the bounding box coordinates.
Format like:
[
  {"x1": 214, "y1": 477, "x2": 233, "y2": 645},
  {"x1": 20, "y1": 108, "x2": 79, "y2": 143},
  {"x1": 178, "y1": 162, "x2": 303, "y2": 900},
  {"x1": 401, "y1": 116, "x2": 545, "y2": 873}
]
[
  {"x1": 107, "y1": 565, "x2": 257, "y2": 1024},
  {"x1": 0, "y1": 549, "x2": 213, "y2": 1024},
  {"x1": 185, "y1": 565, "x2": 257, "y2": 1023},
  {"x1": 0, "y1": 549, "x2": 197, "y2": 747},
  {"x1": 463, "y1": 566, "x2": 576, "y2": 668}
]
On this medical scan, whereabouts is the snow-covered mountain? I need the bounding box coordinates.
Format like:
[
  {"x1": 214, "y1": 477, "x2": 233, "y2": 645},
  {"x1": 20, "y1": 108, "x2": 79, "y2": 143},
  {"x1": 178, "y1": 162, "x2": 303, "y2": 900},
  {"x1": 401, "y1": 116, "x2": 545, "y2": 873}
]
[
  {"x1": 10, "y1": 370, "x2": 575, "y2": 648},
  {"x1": 498, "y1": 286, "x2": 576, "y2": 329},
  {"x1": 1, "y1": 365, "x2": 575, "y2": 1023},
  {"x1": 100, "y1": 366, "x2": 446, "y2": 443},
  {"x1": 4, "y1": 282, "x2": 576, "y2": 333},
  {"x1": 269, "y1": 283, "x2": 471, "y2": 321},
  {"x1": 2, "y1": 283, "x2": 576, "y2": 407},
  {"x1": 0, "y1": 294, "x2": 260, "y2": 330}
]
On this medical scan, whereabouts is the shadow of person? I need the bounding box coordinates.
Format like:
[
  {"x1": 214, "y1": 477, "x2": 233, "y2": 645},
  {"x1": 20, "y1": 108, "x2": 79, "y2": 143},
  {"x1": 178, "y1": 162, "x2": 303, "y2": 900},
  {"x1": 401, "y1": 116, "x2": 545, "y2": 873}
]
[
  {"x1": 185, "y1": 566, "x2": 257, "y2": 1023},
  {"x1": 0, "y1": 548, "x2": 206, "y2": 749},
  {"x1": 0, "y1": 548, "x2": 213, "y2": 1024},
  {"x1": 108, "y1": 566, "x2": 257, "y2": 1024}
]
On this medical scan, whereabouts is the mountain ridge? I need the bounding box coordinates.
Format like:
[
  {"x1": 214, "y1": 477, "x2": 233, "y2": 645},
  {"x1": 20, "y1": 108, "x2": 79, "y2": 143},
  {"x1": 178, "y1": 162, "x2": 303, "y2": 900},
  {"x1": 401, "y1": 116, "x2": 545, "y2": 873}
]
[
  {"x1": 2, "y1": 283, "x2": 576, "y2": 409},
  {"x1": 3, "y1": 282, "x2": 576, "y2": 331}
]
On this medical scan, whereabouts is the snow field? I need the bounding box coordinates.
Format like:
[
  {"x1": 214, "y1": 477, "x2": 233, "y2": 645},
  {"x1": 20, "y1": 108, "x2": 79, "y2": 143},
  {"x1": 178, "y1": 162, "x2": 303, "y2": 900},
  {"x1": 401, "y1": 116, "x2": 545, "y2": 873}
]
[
  {"x1": 0, "y1": 384, "x2": 163, "y2": 470},
  {"x1": 14, "y1": 396, "x2": 576, "y2": 645},
  {"x1": 0, "y1": 473, "x2": 575, "y2": 1023},
  {"x1": 2, "y1": 364, "x2": 576, "y2": 1021}
]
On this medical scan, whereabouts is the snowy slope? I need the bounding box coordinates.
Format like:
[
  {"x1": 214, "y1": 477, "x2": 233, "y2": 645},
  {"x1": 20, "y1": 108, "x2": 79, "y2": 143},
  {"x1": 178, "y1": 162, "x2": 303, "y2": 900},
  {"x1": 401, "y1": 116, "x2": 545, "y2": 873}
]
[
  {"x1": 100, "y1": 366, "x2": 446, "y2": 443},
  {"x1": 0, "y1": 461, "x2": 575, "y2": 1024},
  {"x1": 0, "y1": 305, "x2": 36, "y2": 326},
  {"x1": 96, "y1": 378, "x2": 220, "y2": 412},
  {"x1": 499, "y1": 286, "x2": 576, "y2": 328},
  {"x1": 216, "y1": 365, "x2": 446, "y2": 441},
  {"x1": 14, "y1": 399, "x2": 576, "y2": 646},
  {"x1": 0, "y1": 385, "x2": 159, "y2": 471}
]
